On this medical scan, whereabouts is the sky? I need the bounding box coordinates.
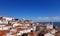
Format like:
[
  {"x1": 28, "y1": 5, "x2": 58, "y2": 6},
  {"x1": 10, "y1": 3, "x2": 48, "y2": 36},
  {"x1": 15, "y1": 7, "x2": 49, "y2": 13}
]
[{"x1": 0, "y1": 0, "x2": 60, "y2": 22}]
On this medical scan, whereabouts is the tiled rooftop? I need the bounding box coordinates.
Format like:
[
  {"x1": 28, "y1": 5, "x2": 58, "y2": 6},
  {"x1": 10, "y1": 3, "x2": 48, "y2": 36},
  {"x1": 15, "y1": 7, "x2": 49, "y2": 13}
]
[{"x1": 0, "y1": 16, "x2": 59, "y2": 36}]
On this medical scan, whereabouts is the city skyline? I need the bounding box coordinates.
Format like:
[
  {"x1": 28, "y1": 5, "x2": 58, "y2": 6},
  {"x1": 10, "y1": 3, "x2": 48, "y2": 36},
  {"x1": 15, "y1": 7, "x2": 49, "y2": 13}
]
[{"x1": 0, "y1": 0, "x2": 60, "y2": 22}]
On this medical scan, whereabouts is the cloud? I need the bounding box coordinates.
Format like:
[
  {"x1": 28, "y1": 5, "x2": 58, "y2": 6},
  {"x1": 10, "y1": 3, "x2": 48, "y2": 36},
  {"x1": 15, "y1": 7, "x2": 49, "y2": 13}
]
[
  {"x1": 37, "y1": 16, "x2": 60, "y2": 22},
  {"x1": 52, "y1": 16, "x2": 60, "y2": 22}
]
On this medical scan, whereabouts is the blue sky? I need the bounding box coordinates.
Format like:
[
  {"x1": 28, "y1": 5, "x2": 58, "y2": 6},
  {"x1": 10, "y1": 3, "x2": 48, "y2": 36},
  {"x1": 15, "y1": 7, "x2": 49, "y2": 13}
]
[{"x1": 0, "y1": 0, "x2": 60, "y2": 21}]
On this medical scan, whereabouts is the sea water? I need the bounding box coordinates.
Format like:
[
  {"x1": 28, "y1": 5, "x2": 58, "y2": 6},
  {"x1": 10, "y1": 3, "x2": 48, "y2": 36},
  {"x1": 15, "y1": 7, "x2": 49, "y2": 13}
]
[{"x1": 38, "y1": 22, "x2": 60, "y2": 26}]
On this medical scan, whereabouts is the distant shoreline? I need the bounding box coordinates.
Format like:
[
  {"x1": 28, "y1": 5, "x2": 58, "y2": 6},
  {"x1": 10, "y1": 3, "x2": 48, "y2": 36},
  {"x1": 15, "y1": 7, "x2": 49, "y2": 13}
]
[{"x1": 37, "y1": 22, "x2": 60, "y2": 26}]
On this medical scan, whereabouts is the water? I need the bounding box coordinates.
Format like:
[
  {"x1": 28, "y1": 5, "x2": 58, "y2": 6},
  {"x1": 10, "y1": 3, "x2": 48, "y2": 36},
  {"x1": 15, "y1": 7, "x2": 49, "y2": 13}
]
[
  {"x1": 53, "y1": 22, "x2": 60, "y2": 26},
  {"x1": 38, "y1": 22, "x2": 60, "y2": 26}
]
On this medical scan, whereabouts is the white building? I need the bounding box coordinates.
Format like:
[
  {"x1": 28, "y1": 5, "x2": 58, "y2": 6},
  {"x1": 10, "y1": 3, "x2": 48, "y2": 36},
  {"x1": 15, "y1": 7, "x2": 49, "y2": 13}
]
[
  {"x1": 45, "y1": 33, "x2": 55, "y2": 36},
  {"x1": 0, "y1": 26, "x2": 12, "y2": 30},
  {"x1": 0, "y1": 20, "x2": 8, "y2": 24},
  {"x1": 46, "y1": 23, "x2": 53, "y2": 29},
  {"x1": 2, "y1": 17, "x2": 14, "y2": 21},
  {"x1": 6, "y1": 33, "x2": 14, "y2": 36},
  {"x1": 50, "y1": 29, "x2": 57, "y2": 35}
]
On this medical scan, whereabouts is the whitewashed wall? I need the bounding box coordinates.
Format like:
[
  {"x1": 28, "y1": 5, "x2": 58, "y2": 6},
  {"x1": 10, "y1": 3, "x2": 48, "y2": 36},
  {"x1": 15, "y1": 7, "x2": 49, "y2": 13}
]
[
  {"x1": 0, "y1": 26, "x2": 12, "y2": 30},
  {"x1": 45, "y1": 33, "x2": 55, "y2": 36},
  {"x1": 0, "y1": 20, "x2": 8, "y2": 24},
  {"x1": 3, "y1": 17, "x2": 14, "y2": 21},
  {"x1": 47, "y1": 24, "x2": 53, "y2": 29}
]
